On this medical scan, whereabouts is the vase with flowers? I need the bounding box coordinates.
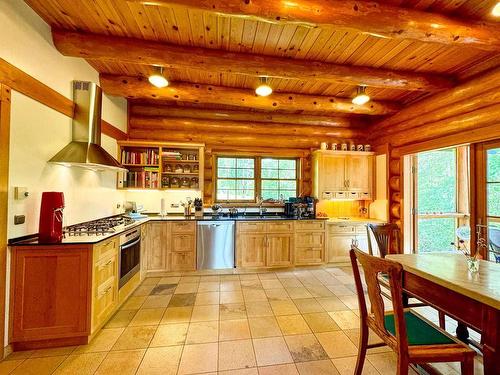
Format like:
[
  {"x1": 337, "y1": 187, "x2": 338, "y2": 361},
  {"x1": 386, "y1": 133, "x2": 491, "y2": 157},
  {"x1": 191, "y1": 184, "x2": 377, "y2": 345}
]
[{"x1": 451, "y1": 239, "x2": 482, "y2": 273}]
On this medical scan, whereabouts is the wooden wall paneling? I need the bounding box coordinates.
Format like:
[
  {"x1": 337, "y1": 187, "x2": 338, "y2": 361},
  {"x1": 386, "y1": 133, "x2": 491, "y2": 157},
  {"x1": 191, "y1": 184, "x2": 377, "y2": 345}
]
[
  {"x1": 127, "y1": 0, "x2": 500, "y2": 51},
  {"x1": 0, "y1": 85, "x2": 11, "y2": 358},
  {"x1": 0, "y1": 58, "x2": 126, "y2": 141},
  {"x1": 129, "y1": 104, "x2": 364, "y2": 127},
  {"x1": 100, "y1": 74, "x2": 400, "y2": 115},
  {"x1": 373, "y1": 67, "x2": 500, "y2": 131},
  {"x1": 53, "y1": 30, "x2": 454, "y2": 92}
]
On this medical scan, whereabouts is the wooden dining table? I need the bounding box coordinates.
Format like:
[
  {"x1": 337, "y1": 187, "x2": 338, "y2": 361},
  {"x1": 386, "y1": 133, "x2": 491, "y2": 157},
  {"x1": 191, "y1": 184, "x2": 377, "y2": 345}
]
[{"x1": 386, "y1": 253, "x2": 500, "y2": 375}]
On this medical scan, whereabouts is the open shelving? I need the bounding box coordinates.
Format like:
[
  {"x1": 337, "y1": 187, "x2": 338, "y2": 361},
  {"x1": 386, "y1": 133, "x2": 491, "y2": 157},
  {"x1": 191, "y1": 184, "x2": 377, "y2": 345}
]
[{"x1": 117, "y1": 141, "x2": 204, "y2": 191}]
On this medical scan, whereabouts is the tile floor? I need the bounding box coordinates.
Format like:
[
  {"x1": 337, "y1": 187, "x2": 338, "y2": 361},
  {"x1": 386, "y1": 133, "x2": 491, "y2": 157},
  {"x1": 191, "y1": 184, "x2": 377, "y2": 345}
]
[{"x1": 0, "y1": 266, "x2": 484, "y2": 374}]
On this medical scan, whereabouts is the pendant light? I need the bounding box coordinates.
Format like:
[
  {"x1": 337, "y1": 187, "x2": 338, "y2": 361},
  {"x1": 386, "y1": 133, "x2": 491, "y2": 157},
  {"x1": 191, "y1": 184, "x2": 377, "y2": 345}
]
[
  {"x1": 492, "y1": 2, "x2": 500, "y2": 16},
  {"x1": 352, "y1": 85, "x2": 370, "y2": 105},
  {"x1": 255, "y1": 77, "x2": 273, "y2": 97},
  {"x1": 148, "y1": 66, "x2": 169, "y2": 88}
]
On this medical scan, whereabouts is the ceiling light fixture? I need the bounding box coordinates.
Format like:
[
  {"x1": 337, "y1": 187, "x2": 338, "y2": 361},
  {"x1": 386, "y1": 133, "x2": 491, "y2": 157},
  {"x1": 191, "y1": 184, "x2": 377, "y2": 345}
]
[
  {"x1": 255, "y1": 77, "x2": 273, "y2": 97},
  {"x1": 352, "y1": 85, "x2": 370, "y2": 105},
  {"x1": 148, "y1": 66, "x2": 169, "y2": 88},
  {"x1": 492, "y1": 2, "x2": 500, "y2": 16}
]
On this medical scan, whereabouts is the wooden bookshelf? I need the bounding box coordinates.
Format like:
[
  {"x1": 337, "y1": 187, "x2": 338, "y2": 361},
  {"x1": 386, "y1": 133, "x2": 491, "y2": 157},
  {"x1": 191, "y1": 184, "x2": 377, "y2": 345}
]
[{"x1": 117, "y1": 141, "x2": 204, "y2": 191}]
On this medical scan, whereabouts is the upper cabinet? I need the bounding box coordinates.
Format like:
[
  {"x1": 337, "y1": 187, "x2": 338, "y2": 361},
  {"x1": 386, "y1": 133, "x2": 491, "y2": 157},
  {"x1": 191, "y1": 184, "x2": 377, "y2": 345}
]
[{"x1": 313, "y1": 150, "x2": 374, "y2": 200}]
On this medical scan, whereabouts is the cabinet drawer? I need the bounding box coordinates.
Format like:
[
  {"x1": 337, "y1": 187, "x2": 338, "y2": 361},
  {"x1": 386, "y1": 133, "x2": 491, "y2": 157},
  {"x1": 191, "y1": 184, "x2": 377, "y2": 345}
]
[
  {"x1": 355, "y1": 225, "x2": 368, "y2": 234},
  {"x1": 295, "y1": 220, "x2": 325, "y2": 231},
  {"x1": 94, "y1": 277, "x2": 117, "y2": 328},
  {"x1": 94, "y1": 237, "x2": 118, "y2": 261},
  {"x1": 238, "y1": 221, "x2": 266, "y2": 233},
  {"x1": 170, "y1": 221, "x2": 195, "y2": 234},
  {"x1": 169, "y1": 251, "x2": 195, "y2": 271},
  {"x1": 170, "y1": 234, "x2": 196, "y2": 253},
  {"x1": 266, "y1": 221, "x2": 294, "y2": 233},
  {"x1": 95, "y1": 254, "x2": 118, "y2": 289},
  {"x1": 295, "y1": 232, "x2": 325, "y2": 248},
  {"x1": 328, "y1": 224, "x2": 355, "y2": 234},
  {"x1": 295, "y1": 247, "x2": 324, "y2": 265}
]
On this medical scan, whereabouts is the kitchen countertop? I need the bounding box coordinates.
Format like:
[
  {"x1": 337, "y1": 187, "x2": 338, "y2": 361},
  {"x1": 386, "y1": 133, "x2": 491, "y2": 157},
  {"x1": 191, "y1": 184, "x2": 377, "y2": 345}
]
[
  {"x1": 327, "y1": 217, "x2": 386, "y2": 225},
  {"x1": 9, "y1": 214, "x2": 327, "y2": 246}
]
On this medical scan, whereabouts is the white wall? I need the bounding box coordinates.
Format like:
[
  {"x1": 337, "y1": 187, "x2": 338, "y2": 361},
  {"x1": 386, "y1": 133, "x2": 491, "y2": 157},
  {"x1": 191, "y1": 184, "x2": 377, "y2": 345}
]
[{"x1": 1, "y1": 0, "x2": 128, "y2": 239}]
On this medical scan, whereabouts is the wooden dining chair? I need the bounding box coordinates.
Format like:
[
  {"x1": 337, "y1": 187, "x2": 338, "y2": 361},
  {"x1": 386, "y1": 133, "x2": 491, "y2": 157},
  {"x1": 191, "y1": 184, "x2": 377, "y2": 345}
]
[
  {"x1": 367, "y1": 223, "x2": 447, "y2": 328},
  {"x1": 349, "y1": 246, "x2": 475, "y2": 375}
]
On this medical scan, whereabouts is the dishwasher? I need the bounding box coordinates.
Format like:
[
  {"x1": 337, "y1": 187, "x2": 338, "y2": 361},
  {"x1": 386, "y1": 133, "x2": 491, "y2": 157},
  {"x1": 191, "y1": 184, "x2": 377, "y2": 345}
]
[{"x1": 197, "y1": 220, "x2": 235, "y2": 269}]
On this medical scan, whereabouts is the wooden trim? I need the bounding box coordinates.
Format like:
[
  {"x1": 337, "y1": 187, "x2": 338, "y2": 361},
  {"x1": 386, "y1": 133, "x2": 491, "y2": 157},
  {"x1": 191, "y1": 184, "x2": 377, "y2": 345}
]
[
  {"x1": 129, "y1": 0, "x2": 500, "y2": 51},
  {"x1": 0, "y1": 84, "x2": 11, "y2": 359},
  {"x1": 0, "y1": 58, "x2": 74, "y2": 117},
  {"x1": 0, "y1": 58, "x2": 126, "y2": 141},
  {"x1": 100, "y1": 74, "x2": 400, "y2": 116},
  {"x1": 53, "y1": 29, "x2": 453, "y2": 92}
]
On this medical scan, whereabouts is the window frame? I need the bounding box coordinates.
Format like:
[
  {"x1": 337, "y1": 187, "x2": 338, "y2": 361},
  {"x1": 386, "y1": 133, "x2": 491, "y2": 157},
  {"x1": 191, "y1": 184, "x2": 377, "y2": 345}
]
[
  {"x1": 214, "y1": 156, "x2": 257, "y2": 203},
  {"x1": 214, "y1": 155, "x2": 300, "y2": 204},
  {"x1": 408, "y1": 146, "x2": 470, "y2": 253}
]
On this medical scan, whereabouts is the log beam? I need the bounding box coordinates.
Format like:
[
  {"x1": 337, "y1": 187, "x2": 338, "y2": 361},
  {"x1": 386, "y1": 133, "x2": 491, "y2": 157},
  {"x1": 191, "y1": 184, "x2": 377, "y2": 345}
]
[
  {"x1": 129, "y1": 116, "x2": 365, "y2": 138},
  {"x1": 53, "y1": 30, "x2": 453, "y2": 92},
  {"x1": 100, "y1": 74, "x2": 399, "y2": 115},
  {"x1": 129, "y1": 104, "x2": 365, "y2": 127},
  {"x1": 129, "y1": 0, "x2": 500, "y2": 52},
  {"x1": 128, "y1": 129, "x2": 363, "y2": 149}
]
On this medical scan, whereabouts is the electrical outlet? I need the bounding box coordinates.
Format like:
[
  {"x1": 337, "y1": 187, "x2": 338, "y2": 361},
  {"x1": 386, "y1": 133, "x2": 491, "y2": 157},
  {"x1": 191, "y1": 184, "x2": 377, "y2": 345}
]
[{"x1": 14, "y1": 215, "x2": 25, "y2": 225}]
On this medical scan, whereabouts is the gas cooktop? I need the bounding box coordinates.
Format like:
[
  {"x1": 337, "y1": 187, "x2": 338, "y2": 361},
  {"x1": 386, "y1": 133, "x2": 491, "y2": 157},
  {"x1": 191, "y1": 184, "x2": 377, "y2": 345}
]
[{"x1": 65, "y1": 216, "x2": 135, "y2": 236}]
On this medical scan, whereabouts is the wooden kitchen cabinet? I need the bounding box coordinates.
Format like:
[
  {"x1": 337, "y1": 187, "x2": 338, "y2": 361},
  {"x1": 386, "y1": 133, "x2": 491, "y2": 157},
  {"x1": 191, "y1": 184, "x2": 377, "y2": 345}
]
[
  {"x1": 169, "y1": 251, "x2": 196, "y2": 271},
  {"x1": 267, "y1": 233, "x2": 293, "y2": 267},
  {"x1": 238, "y1": 233, "x2": 267, "y2": 268},
  {"x1": 10, "y1": 245, "x2": 92, "y2": 350},
  {"x1": 313, "y1": 150, "x2": 374, "y2": 199},
  {"x1": 145, "y1": 222, "x2": 168, "y2": 272},
  {"x1": 294, "y1": 220, "x2": 326, "y2": 265},
  {"x1": 327, "y1": 223, "x2": 369, "y2": 263}
]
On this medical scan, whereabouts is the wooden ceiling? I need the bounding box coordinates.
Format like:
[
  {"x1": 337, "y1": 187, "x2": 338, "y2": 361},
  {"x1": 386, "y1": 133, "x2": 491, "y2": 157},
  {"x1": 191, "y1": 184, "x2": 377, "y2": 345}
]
[{"x1": 25, "y1": 0, "x2": 500, "y2": 132}]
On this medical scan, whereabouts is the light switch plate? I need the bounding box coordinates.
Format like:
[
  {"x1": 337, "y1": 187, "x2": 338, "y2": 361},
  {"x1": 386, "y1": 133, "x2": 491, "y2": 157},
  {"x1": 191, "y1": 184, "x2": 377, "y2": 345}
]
[{"x1": 14, "y1": 215, "x2": 25, "y2": 225}]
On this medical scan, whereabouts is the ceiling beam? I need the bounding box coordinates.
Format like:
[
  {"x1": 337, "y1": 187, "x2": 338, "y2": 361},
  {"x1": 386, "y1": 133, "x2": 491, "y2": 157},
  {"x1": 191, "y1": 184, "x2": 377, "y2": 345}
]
[
  {"x1": 128, "y1": 0, "x2": 500, "y2": 52},
  {"x1": 129, "y1": 116, "x2": 365, "y2": 138},
  {"x1": 53, "y1": 30, "x2": 453, "y2": 92},
  {"x1": 129, "y1": 104, "x2": 366, "y2": 127},
  {"x1": 100, "y1": 74, "x2": 400, "y2": 115}
]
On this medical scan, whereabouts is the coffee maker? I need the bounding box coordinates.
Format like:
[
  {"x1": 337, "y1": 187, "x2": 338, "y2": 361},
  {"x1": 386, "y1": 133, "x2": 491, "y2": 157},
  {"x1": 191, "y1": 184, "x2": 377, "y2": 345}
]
[
  {"x1": 38, "y1": 192, "x2": 65, "y2": 243},
  {"x1": 284, "y1": 196, "x2": 316, "y2": 219}
]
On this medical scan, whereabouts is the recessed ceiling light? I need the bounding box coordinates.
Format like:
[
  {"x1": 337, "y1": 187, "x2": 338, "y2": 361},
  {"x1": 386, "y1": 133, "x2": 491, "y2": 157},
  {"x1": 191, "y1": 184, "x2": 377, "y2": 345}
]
[
  {"x1": 492, "y1": 2, "x2": 500, "y2": 16},
  {"x1": 255, "y1": 77, "x2": 273, "y2": 97},
  {"x1": 148, "y1": 67, "x2": 169, "y2": 88},
  {"x1": 352, "y1": 86, "x2": 370, "y2": 105}
]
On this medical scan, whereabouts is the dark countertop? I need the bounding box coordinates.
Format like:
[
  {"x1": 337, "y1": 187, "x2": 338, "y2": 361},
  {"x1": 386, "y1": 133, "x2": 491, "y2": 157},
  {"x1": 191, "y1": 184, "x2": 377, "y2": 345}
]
[{"x1": 9, "y1": 215, "x2": 326, "y2": 246}]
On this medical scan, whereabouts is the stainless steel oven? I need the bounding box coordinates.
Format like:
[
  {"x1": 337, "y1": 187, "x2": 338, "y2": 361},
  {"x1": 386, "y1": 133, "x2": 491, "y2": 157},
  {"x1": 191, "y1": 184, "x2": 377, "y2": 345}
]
[{"x1": 119, "y1": 227, "x2": 141, "y2": 288}]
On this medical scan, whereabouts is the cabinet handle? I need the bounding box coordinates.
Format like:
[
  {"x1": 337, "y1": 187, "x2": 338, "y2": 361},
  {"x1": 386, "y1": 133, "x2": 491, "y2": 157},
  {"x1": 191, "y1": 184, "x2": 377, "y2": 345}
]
[{"x1": 105, "y1": 259, "x2": 112, "y2": 266}]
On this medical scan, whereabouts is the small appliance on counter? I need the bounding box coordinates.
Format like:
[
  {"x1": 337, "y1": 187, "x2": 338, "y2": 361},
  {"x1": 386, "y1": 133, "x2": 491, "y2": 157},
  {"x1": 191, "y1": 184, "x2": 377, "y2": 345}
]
[
  {"x1": 124, "y1": 201, "x2": 147, "y2": 219},
  {"x1": 284, "y1": 196, "x2": 316, "y2": 219},
  {"x1": 38, "y1": 192, "x2": 65, "y2": 243}
]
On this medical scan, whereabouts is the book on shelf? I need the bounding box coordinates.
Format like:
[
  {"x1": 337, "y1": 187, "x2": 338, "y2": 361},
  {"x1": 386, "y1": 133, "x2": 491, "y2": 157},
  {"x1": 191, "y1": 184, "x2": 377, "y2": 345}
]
[
  {"x1": 121, "y1": 148, "x2": 159, "y2": 165},
  {"x1": 124, "y1": 170, "x2": 159, "y2": 189}
]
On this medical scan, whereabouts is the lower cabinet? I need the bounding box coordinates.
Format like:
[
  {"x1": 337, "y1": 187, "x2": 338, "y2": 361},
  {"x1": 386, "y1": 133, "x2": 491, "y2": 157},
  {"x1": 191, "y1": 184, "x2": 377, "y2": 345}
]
[
  {"x1": 237, "y1": 221, "x2": 293, "y2": 268},
  {"x1": 294, "y1": 220, "x2": 326, "y2": 265},
  {"x1": 143, "y1": 221, "x2": 196, "y2": 274},
  {"x1": 327, "y1": 224, "x2": 369, "y2": 263}
]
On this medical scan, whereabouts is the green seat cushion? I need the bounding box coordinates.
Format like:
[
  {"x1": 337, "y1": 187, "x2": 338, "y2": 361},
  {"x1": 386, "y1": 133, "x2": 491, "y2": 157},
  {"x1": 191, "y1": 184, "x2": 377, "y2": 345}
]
[{"x1": 384, "y1": 311, "x2": 455, "y2": 346}]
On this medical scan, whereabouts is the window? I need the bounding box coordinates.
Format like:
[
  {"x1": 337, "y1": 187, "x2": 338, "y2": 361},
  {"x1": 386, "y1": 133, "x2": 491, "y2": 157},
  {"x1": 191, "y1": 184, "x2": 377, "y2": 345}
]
[
  {"x1": 216, "y1": 157, "x2": 255, "y2": 201},
  {"x1": 261, "y1": 158, "x2": 297, "y2": 200},
  {"x1": 485, "y1": 146, "x2": 500, "y2": 261},
  {"x1": 215, "y1": 156, "x2": 299, "y2": 202},
  {"x1": 408, "y1": 147, "x2": 470, "y2": 253}
]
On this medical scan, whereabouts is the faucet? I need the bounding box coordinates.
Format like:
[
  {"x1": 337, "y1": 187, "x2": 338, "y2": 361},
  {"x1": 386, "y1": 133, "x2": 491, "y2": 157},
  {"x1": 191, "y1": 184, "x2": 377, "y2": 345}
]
[{"x1": 258, "y1": 196, "x2": 267, "y2": 216}]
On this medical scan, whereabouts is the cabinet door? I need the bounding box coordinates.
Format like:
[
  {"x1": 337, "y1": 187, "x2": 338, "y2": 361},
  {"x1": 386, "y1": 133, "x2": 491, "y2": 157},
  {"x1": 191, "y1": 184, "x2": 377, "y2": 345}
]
[
  {"x1": 295, "y1": 247, "x2": 324, "y2": 265},
  {"x1": 346, "y1": 155, "x2": 370, "y2": 191},
  {"x1": 327, "y1": 234, "x2": 355, "y2": 263},
  {"x1": 267, "y1": 234, "x2": 293, "y2": 267},
  {"x1": 295, "y1": 232, "x2": 324, "y2": 248},
  {"x1": 169, "y1": 252, "x2": 196, "y2": 271},
  {"x1": 93, "y1": 276, "x2": 117, "y2": 331},
  {"x1": 170, "y1": 234, "x2": 196, "y2": 252},
  {"x1": 146, "y1": 223, "x2": 168, "y2": 272},
  {"x1": 321, "y1": 154, "x2": 347, "y2": 191},
  {"x1": 238, "y1": 234, "x2": 266, "y2": 268}
]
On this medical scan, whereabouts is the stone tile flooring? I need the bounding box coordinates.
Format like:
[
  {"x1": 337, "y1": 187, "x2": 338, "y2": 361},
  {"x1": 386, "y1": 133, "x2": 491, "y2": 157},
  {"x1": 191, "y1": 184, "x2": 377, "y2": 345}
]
[{"x1": 0, "y1": 266, "x2": 484, "y2": 374}]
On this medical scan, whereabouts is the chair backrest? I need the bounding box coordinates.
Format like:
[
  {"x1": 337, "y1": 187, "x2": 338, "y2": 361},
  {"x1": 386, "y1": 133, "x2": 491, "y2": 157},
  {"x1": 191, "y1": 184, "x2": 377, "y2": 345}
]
[
  {"x1": 489, "y1": 227, "x2": 500, "y2": 252},
  {"x1": 367, "y1": 223, "x2": 401, "y2": 258},
  {"x1": 350, "y1": 246, "x2": 408, "y2": 353}
]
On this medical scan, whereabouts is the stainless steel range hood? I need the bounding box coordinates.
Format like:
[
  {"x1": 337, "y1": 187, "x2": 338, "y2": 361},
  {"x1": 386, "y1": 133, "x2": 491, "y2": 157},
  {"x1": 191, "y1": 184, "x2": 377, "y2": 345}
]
[{"x1": 49, "y1": 81, "x2": 127, "y2": 172}]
